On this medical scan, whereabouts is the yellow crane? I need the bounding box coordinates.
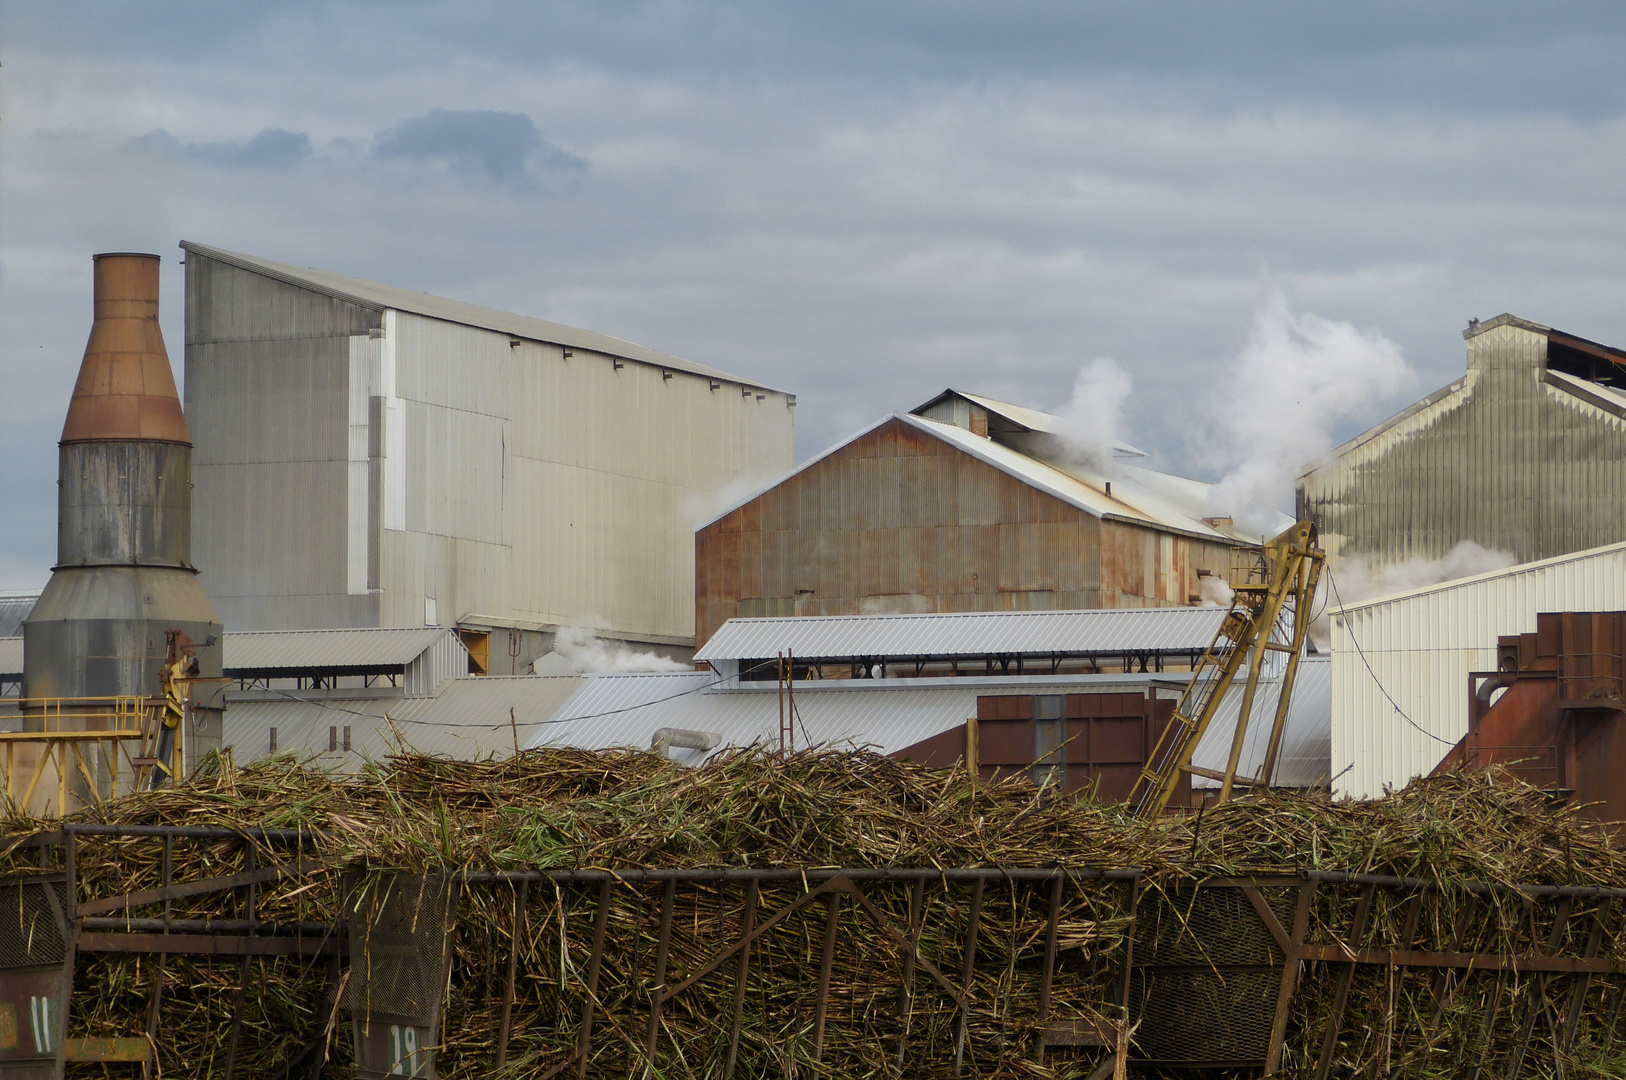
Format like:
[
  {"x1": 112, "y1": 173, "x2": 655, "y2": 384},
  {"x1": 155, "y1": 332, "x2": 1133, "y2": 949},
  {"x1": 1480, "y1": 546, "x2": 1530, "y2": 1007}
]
[{"x1": 1128, "y1": 519, "x2": 1326, "y2": 818}]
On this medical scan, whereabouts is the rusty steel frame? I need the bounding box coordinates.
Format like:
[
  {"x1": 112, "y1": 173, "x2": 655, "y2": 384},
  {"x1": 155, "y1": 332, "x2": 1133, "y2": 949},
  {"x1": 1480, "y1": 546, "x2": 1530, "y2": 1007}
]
[{"x1": 1, "y1": 828, "x2": 1623, "y2": 1078}]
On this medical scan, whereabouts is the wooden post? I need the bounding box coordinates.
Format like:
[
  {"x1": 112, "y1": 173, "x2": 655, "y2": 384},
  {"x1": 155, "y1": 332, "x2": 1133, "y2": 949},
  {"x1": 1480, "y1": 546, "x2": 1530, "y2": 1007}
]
[
  {"x1": 724, "y1": 878, "x2": 760, "y2": 1079},
  {"x1": 894, "y1": 878, "x2": 926, "y2": 1068},
  {"x1": 812, "y1": 892, "x2": 842, "y2": 1062},
  {"x1": 1264, "y1": 880, "x2": 1316, "y2": 1075},
  {"x1": 496, "y1": 879, "x2": 529, "y2": 1068},
  {"x1": 953, "y1": 878, "x2": 985, "y2": 1076},
  {"x1": 576, "y1": 878, "x2": 612, "y2": 1080},
  {"x1": 1033, "y1": 875, "x2": 1063, "y2": 1062},
  {"x1": 645, "y1": 879, "x2": 677, "y2": 1061}
]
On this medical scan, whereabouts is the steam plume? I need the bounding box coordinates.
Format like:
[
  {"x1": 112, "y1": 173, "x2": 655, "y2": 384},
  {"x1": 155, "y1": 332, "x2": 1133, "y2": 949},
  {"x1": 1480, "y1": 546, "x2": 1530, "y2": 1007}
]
[
  {"x1": 1206, "y1": 293, "x2": 1415, "y2": 534},
  {"x1": 545, "y1": 626, "x2": 691, "y2": 674},
  {"x1": 1054, "y1": 358, "x2": 1132, "y2": 469}
]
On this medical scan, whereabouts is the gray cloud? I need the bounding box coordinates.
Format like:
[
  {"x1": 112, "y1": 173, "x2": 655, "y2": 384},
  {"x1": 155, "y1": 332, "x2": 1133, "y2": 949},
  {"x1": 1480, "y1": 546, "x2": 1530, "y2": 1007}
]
[
  {"x1": 127, "y1": 127, "x2": 313, "y2": 169},
  {"x1": 374, "y1": 110, "x2": 584, "y2": 181},
  {"x1": 6, "y1": 4, "x2": 1626, "y2": 588}
]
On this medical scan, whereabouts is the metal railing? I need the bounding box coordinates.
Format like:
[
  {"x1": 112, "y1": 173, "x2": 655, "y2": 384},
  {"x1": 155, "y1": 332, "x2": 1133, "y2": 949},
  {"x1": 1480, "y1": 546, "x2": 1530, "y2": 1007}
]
[{"x1": 3, "y1": 696, "x2": 176, "y2": 812}]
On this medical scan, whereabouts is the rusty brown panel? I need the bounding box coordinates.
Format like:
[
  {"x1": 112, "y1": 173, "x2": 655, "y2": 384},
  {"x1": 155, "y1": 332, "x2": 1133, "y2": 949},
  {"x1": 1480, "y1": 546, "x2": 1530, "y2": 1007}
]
[
  {"x1": 760, "y1": 530, "x2": 787, "y2": 600},
  {"x1": 877, "y1": 456, "x2": 903, "y2": 531},
  {"x1": 890, "y1": 723, "x2": 968, "y2": 768},
  {"x1": 838, "y1": 529, "x2": 862, "y2": 595},
  {"x1": 977, "y1": 719, "x2": 1034, "y2": 765},
  {"x1": 737, "y1": 531, "x2": 764, "y2": 600}
]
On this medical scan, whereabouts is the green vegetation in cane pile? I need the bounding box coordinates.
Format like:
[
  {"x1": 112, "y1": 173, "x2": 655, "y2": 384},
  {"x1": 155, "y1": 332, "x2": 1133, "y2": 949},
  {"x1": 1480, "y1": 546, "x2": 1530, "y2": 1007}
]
[{"x1": 4, "y1": 748, "x2": 1623, "y2": 1078}]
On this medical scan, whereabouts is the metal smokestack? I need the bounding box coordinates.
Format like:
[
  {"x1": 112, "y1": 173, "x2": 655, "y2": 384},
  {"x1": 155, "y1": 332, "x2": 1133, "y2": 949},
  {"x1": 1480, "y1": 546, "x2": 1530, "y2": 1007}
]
[{"x1": 23, "y1": 254, "x2": 224, "y2": 767}]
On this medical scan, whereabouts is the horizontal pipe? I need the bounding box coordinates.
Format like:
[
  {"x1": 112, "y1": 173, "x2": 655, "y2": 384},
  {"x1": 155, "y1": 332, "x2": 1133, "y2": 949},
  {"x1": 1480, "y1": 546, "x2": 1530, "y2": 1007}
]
[
  {"x1": 458, "y1": 867, "x2": 1141, "y2": 884},
  {"x1": 76, "y1": 931, "x2": 342, "y2": 958},
  {"x1": 62, "y1": 824, "x2": 320, "y2": 843},
  {"x1": 1297, "y1": 943, "x2": 1620, "y2": 974},
  {"x1": 79, "y1": 917, "x2": 337, "y2": 936},
  {"x1": 1306, "y1": 869, "x2": 1626, "y2": 901}
]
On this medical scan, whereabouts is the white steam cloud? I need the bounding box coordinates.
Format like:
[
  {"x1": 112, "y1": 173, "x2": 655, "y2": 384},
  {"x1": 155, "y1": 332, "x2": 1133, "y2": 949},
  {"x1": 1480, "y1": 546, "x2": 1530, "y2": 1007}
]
[
  {"x1": 1328, "y1": 541, "x2": 1519, "y2": 605},
  {"x1": 681, "y1": 468, "x2": 786, "y2": 530},
  {"x1": 544, "y1": 626, "x2": 692, "y2": 674},
  {"x1": 1205, "y1": 293, "x2": 1416, "y2": 535},
  {"x1": 1310, "y1": 541, "x2": 1519, "y2": 645},
  {"x1": 1054, "y1": 358, "x2": 1133, "y2": 469}
]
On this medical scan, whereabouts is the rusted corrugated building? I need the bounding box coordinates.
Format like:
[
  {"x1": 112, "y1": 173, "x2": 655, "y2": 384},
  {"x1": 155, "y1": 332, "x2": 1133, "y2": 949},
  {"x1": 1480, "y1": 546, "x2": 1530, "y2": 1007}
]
[
  {"x1": 694, "y1": 391, "x2": 1240, "y2": 649},
  {"x1": 1298, "y1": 314, "x2": 1626, "y2": 570}
]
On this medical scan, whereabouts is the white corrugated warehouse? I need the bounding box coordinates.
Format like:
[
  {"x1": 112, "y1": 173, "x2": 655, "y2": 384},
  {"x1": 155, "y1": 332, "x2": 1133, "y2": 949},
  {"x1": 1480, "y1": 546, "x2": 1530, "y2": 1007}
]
[
  {"x1": 1331, "y1": 541, "x2": 1626, "y2": 798},
  {"x1": 182, "y1": 242, "x2": 795, "y2": 651}
]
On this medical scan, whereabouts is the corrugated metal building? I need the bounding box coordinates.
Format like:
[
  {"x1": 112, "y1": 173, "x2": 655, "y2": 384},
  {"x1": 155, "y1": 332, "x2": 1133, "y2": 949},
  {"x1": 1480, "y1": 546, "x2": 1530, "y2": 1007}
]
[
  {"x1": 222, "y1": 674, "x2": 586, "y2": 768},
  {"x1": 1331, "y1": 541, "x2": 1626, "y2": 798},
  {"x1": 0, "y1": 594, "x2": 36, "y2": 638},
  {"x1": 1298, "y1": 314, "x2": 1626, "y2": 570},
  {"x1": 694, "y1": 392, "x2": 1241, "y2": 649},
  {"x1": 181, "y1": 242, "x2": 795, "y2": 653},
  {"x1": 224, "y1": 627, "x2": 471, "y2": 697}
]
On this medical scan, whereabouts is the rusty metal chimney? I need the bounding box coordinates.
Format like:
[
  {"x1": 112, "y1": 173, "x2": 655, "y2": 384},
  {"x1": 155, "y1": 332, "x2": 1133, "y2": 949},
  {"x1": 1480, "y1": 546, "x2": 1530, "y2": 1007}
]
[{"x1": 23, "y1": 254, "x2": 223, "y2": 762}]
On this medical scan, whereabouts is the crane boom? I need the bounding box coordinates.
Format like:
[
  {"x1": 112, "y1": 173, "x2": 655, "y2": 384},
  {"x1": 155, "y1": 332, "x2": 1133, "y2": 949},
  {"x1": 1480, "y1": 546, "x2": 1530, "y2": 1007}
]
[{"x1": 1127, "y1": 519, "x2": 1325, "y2": 818}]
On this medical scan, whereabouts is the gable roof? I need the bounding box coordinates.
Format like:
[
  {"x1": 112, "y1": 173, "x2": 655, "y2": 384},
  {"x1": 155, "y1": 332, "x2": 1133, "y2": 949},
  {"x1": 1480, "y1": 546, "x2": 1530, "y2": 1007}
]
[
  {"x1": 180, "y1": 241, "x2": 786, "y2": 394},
  {"x1": 699, "y1": 411, "x2": 1232, "y2": 541},
  {"x1": 912, "y1": 389, "x2": 1149, "y2": 458}
]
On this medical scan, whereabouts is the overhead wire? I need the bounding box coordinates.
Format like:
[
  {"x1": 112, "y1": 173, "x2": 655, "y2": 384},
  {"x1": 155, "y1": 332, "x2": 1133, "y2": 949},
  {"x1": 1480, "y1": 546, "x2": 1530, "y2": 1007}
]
[
  {"x1": 1324, "y1": 564, "x2": 1454, "y2": 747},
  {"x1": 249, "y1": 659, "x2": 781, "y2": 733}
]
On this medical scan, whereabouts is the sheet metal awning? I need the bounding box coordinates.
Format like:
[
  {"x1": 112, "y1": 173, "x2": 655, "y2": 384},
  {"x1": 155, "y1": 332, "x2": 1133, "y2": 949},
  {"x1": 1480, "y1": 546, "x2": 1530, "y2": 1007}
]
[
  {"x1": 695, "y1": 607, "x2": 1227, "y2": 663},
  {"x1": 0, "y1": 637, "x2": 21, "y2": 678},
  {"x1": 224, "y1": 628, "x2": 455, "y2": 674}
]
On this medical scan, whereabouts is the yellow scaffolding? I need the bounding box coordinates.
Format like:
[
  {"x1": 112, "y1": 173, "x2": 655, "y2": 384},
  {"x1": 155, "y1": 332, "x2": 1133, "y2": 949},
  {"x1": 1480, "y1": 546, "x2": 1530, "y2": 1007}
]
[{"x1": 2, "y1": 695, "x2": 183, "y2": 814}]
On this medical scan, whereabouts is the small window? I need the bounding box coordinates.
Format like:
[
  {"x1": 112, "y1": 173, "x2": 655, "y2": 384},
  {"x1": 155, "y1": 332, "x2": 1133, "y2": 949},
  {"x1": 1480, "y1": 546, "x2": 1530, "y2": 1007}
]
[
  {"x1": 1033, "y1": 695, "x2": 1065, "y2": 788},
  {"x1": 343, "y1": 726, "x2": 352, "y2": 752},
  {"x1": 269, "y1": 727, "x2": 278, "y2": 753},
  {"x1": 329, "y1": 726, "x2": 338, "y2": 752}
]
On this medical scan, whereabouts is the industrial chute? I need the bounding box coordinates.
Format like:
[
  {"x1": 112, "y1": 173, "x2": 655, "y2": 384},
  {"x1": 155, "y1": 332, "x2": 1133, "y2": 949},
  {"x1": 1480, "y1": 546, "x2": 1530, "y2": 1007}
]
[
  {"x1": 1128, "y1": 519, "x2": 1326, "y2": 818},
  {"x1": 148, "y1": 630, "x2": 200, "y2": 789}
]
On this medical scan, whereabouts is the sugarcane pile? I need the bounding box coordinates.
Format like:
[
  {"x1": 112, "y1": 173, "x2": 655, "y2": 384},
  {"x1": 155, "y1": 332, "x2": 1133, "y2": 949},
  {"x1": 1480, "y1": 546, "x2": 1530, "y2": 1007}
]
[{"x1": 2, "y1": 748, "x2": 1622, "y2": 1078}]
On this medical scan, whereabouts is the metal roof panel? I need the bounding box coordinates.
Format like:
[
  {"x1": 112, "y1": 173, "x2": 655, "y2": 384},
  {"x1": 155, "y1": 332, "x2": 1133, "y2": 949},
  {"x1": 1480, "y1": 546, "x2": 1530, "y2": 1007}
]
[
  {"x1": 181, "y1": 242, "x2": 785, "y2": 394},
  {"x1": 696, "y1": 606, "x2": 1227, "y2": 662},
  {"x1": 223, "y1": 627, "x2": 458, "y2": 672}
]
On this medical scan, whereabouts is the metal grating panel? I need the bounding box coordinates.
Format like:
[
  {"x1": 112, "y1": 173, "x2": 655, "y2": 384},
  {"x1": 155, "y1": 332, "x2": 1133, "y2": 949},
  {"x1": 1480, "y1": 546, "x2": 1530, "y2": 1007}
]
[
  {"x1": 0, "y1": 880, "x2": 64, "y2": 970},
  {"x1": 1133, "y1": 887, "x2": 1283, "y2": 968},
  {"x1": 346, "y1": 875, "x2": 458, "y2": 1026},
  {"x1": 1129, "y1": 969, "x2": 1279, "y2": 1064},
  {"x1": 1129, "y1": 886, "x2": 1283, "y2": 1066}
]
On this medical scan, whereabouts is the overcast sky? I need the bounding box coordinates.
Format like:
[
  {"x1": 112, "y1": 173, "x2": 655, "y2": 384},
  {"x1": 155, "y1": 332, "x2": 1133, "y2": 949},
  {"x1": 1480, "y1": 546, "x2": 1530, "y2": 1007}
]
[{"x1": 5, "y1": 3, "x2": 1626, "y2": 588}]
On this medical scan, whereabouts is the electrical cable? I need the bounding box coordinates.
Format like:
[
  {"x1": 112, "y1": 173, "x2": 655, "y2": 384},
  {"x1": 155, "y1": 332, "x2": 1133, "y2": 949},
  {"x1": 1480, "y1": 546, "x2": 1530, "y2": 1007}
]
[
  {"x1": 249, "y1": 658, "x2": 780, "y2": 733},
  {"x1": 1325, "y1": 565, "x2": 1454, "y2": 746}
]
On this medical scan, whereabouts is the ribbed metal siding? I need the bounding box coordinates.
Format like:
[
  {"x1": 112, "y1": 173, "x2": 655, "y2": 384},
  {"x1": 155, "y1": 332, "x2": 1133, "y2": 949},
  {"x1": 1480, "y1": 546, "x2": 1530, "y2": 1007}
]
[
  {"x1": 187, "y1": 253, "x2": 382, "y2": 631},
  {"x1": 224, "y1": 627, "x2": 455, "y2": 671},
  {"x1": 186, "y1": 252, "x2": 794, "y2": 638},
  {"x1": 221, "y1": 674, "x2": 586, "y2": 764},
  {"x1": 386, "y1": 311, "x2": 794, "y2": 641},
  {"x1": 1331, "y1": 543, "x2": 1626, "y2": 798},
  {"x1": 696, "y1": 606, "x2": 1228, "y2": 661},
  {"x1": 1299, "y1": 322, "x2": 1626, "y2": 568}
]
